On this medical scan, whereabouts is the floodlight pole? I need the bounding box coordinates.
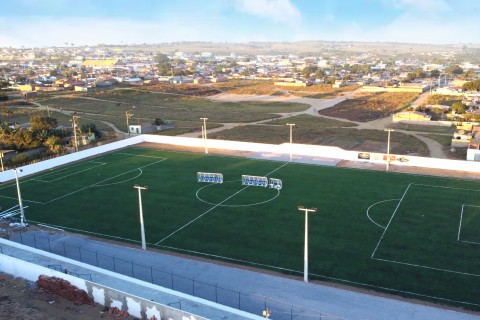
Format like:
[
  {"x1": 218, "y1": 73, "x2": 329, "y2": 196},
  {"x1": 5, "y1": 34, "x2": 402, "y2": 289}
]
[
  {"x1": 200, "y1": 117, "x2": 208, "y2": 154},
  {"x1": 72, "y1": 115, "x2": 80, "y2": 152},
  {"x1": 384, "y1": 129, "x2": 394, "y2": 171},
  {"x1": 13, "y1": 168, "x2": 26, "y2": 226},
  {"x1": 134, "y1": 184, "x2": 148, "y2": 250},
  {"x1": 298, "y1": 205, "x2": 317, "y2": 283},
  {"x1": 287, "y1": 123, "x2": 295, "y2": 162}
]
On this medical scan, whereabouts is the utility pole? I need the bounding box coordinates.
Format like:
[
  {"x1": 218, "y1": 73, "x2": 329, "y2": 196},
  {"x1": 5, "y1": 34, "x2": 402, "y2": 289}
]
[
  {"x1": 71, "y1": 115, "x2": 80, "y2": 152},
  {"x1": 126, "y1": 109, "x2": 134, "y2": 136}
]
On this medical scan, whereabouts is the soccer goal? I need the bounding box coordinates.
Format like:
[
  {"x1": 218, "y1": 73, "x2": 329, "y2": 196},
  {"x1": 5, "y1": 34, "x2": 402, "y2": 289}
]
[
  {"x1": 242, "y1": 175, "x2": 268, "y2": 187},
  {"x1": 269, "y1": 178, "x2": 282, "y2": 190},
  {"x1": 197, "y1": 172, "x2": 223, "y2": 183}
]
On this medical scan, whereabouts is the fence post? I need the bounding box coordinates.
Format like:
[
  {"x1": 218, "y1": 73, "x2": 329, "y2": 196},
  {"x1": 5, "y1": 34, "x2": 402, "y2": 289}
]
[
  {"x1": 95, "y1": 251, "x2": 98, "y2": 266},
  {"x1": 113, "y1": 257, "x2": 116, "y2": 272},
  {"x1": 48, "y1": 238, "x2": 51, "y2": 253},
  {"x1": 215, "y1": 284, "x2": 218, "y2": 303},
  {"x1": 63, "y1": 242, "x2": 66, "y2": 257},
  {"x1": 192, "y1": 278, "x2": 195, "y2": 296},
  {"x1": 238, "y1": 291, "x2": 241, "y2": 310},
  {"x1": 171, "y1": 272, "x2": 174, "y2": 289},
  {"x1": 131, "y1": 261, "x2": 134, "y2": 277},
  {"x1": 19, "y1": 231, "x2": 23, "y2": 244},
  {"x1": 150, "y1": 266, "x2": 153, "y2": 284},
  {"x1": 79, "y1": 247, "x2": 82, "y2": 262},
  {"x1": 33, "y1": 234, "x2": 37, "y2": 248}
]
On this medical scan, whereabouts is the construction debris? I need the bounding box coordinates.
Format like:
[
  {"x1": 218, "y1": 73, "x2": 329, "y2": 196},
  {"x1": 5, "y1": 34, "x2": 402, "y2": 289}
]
[{"x1": 36, "y1": 275, "x2": 93, "y2": 306}]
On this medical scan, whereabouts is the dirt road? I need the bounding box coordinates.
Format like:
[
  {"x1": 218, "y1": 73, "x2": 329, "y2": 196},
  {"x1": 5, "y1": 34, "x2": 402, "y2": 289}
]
[{"x1": 190, "y1": 92, "x2": 449, "y2": 158}]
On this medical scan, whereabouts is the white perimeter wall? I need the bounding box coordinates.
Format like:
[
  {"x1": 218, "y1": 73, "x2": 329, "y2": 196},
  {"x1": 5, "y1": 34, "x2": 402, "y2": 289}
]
[
  {"x1": 0, "y1": 238, "x2": 262, "y2": 320},
  {"x1": 1, "y1": 134, "x2": 480, "y2": 183}
]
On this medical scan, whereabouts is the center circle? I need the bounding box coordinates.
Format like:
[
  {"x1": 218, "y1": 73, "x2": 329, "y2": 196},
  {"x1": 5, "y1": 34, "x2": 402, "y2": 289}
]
[{"x1": 196, "y1": 180, "x2": 280, "y2": 207}]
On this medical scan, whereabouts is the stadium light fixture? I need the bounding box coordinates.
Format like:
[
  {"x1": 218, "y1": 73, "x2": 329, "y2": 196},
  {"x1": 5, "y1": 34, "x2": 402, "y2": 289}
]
[
  {"x1": 13, "y1": 168, "x2": 27, "y2": 226},
  {"x1": 286, "y1": 123, "x2": 295, "y2": 162},
  {"x1": 200, "y1": 117, "x2": 208, "y2": 154},
  {"x1": 384, "y1": 129, "x2": 394, "y2": 171},
  {"x1": 298, "y1": 205, "x2": 317, "y2": 283},
  {"x1": 134, "y1": 184, "x2": 148, "y2": 250}
]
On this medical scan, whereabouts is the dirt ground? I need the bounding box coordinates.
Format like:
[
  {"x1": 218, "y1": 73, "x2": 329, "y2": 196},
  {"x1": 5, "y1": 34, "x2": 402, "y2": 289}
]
[{"x1": 0, "y1": 272, "x2": 139, "y2": 320}]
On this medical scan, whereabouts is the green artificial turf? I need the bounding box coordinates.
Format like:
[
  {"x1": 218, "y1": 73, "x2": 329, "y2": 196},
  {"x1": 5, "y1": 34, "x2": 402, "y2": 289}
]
[{"x1": 1, "y1": 147, "x2": 479, "y2": 310}]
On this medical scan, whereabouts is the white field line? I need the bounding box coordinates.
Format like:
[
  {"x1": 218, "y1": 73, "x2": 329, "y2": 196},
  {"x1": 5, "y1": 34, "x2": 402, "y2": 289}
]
[
  {"x1": 155, "y1": 162, "x2": 290, "y2": 245},
  {"x1": 155, "y1": 186, "x2": 250, "y2": 245},
  {"x1": 45, "y1": 159, "x2": 165, "y2": 204},
  {"x1": 0, "y1": 194, "x2": 45, "y2": 204},
  {"x1": 371, "y1": 183, "x2": 412, "y2": 259},
  {"x1": 461, "y1": 240, "x2": 480, "y2": 245},
  {"x1": 32, "y1": 160, "x2": 106, "y2": 179},
  {"x1": 37, "y1": 223, "x2": 64, "y2": 231},
  {"x1": 31, "y1": 162, "x2": 107, "y2": 183},
  {"x1": 365, "y1": 199, "x2": 400, "y2": 229},
  {"x1": 117, "y1": 152, "x2": 167, "y2": 159},
  {"x1": 372, "y1": 257, "x2": 480, "y2": 277},
  {"x1": 28, "y1": 220, "x2": 140, "y2": 243},
  {"x1": 457, "y1": 204, "x2": 465, "y2": 241},
  {"x1": 411, "y1": 182, "x2": 480, "y2": 192},
  {"x1": 195, "y1": 180, "x2": 281, "y2": 207},
  {"x1": 157, "y1": 244, "x2": 480, "y2": 308},
  {"x1": 457, "y1": 204, "x2": 480, "y2": 243}
]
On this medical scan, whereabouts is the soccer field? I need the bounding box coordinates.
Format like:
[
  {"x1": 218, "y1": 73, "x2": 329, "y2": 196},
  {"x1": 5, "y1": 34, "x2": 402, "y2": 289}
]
[{"x1": 1, "y1": 147, "x2": 480, "y2": 309}]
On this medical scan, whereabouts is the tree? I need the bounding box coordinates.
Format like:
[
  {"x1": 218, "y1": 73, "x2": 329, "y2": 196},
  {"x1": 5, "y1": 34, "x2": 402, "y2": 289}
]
[
  {"x1": 45, "y1": 135, "x2": 62, "y2": 154},
  {"x1": 314, "y1": 69, "x2": 325, "y2": 79},
  {"x1": 301, "y1": 66, "x2": 318, "y2": 79},
  {"x1": 464, "y1": 69, "x2": 478, "y2": 79},
  {"x1": 430, "y1": 69, "x2": 441, "y2": 78},
  {"x1": 450, "y1": 102, "x2": 465, "y2": 114},
  {"x1": 155, "y1": 53, "x2": 173, "y2": 76},
  {"x1": 153, "y1": 118, "x2": 165, "y2": 125},
  {"x1": 445, "y1": 64, "x2": 464, "y2": 76},
  {"x1": 30, "y1": 116, "x2": 57, "y2": 132},
  {"x1": 462, "y1": 79, "x2": 480, "y2": 92}
]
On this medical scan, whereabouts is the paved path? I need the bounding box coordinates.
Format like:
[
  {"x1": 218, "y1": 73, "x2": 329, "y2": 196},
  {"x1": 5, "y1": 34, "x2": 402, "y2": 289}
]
[{"x1": 6, "y1": 229, "x2": 480, "y2": 320}]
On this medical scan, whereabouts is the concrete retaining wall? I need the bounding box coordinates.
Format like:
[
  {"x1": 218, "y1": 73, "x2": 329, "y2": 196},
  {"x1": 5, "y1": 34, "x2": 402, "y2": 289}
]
[
  {"x1": 0, "y1": 136, "x2": 143, "y2": 183},
  {"x1": 2, "y1": 134, "x2": 480, "y2": 184}
]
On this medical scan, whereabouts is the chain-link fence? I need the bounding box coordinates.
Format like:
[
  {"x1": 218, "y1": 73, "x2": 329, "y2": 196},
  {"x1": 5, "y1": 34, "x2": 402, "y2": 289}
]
[{"x1": 12, "y1": 231, "x2": 344, "y2": 320}]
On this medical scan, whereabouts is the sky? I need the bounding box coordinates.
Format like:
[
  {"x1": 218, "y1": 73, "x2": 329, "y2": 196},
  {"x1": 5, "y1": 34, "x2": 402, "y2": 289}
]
[{"x1": 0, "y1": 0, "x2": 478, "y2": 48}]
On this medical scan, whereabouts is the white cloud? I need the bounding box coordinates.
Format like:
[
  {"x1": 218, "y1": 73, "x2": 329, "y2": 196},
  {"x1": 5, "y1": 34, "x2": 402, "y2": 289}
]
[
  {"x1": 393, "y1": 0, "x2": 450, "y2": 12},
  {"x1": 234, "y1": 0, "x2": 301, "y2": 22}
]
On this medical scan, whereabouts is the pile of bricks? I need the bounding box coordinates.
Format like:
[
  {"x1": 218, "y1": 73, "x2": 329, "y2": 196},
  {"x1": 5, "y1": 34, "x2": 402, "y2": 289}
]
[
  {"x1": 36, "y1": 275, "x2": 93, "y2": 306},
  {"x1": 108, "y1": 306, "x2": 130, "y2": 318}
]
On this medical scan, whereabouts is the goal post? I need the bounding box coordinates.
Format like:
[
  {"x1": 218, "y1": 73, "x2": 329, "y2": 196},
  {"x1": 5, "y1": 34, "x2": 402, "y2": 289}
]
[
  {"x1": 242, "y1": 175, "x2": 268, "y2": 187},
  {"x1": 197, "y1": 172, "x2": 223, "y2": 184},
  {"x1": 269, "y1": 178, "x2": 282, "y2": 190}
]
